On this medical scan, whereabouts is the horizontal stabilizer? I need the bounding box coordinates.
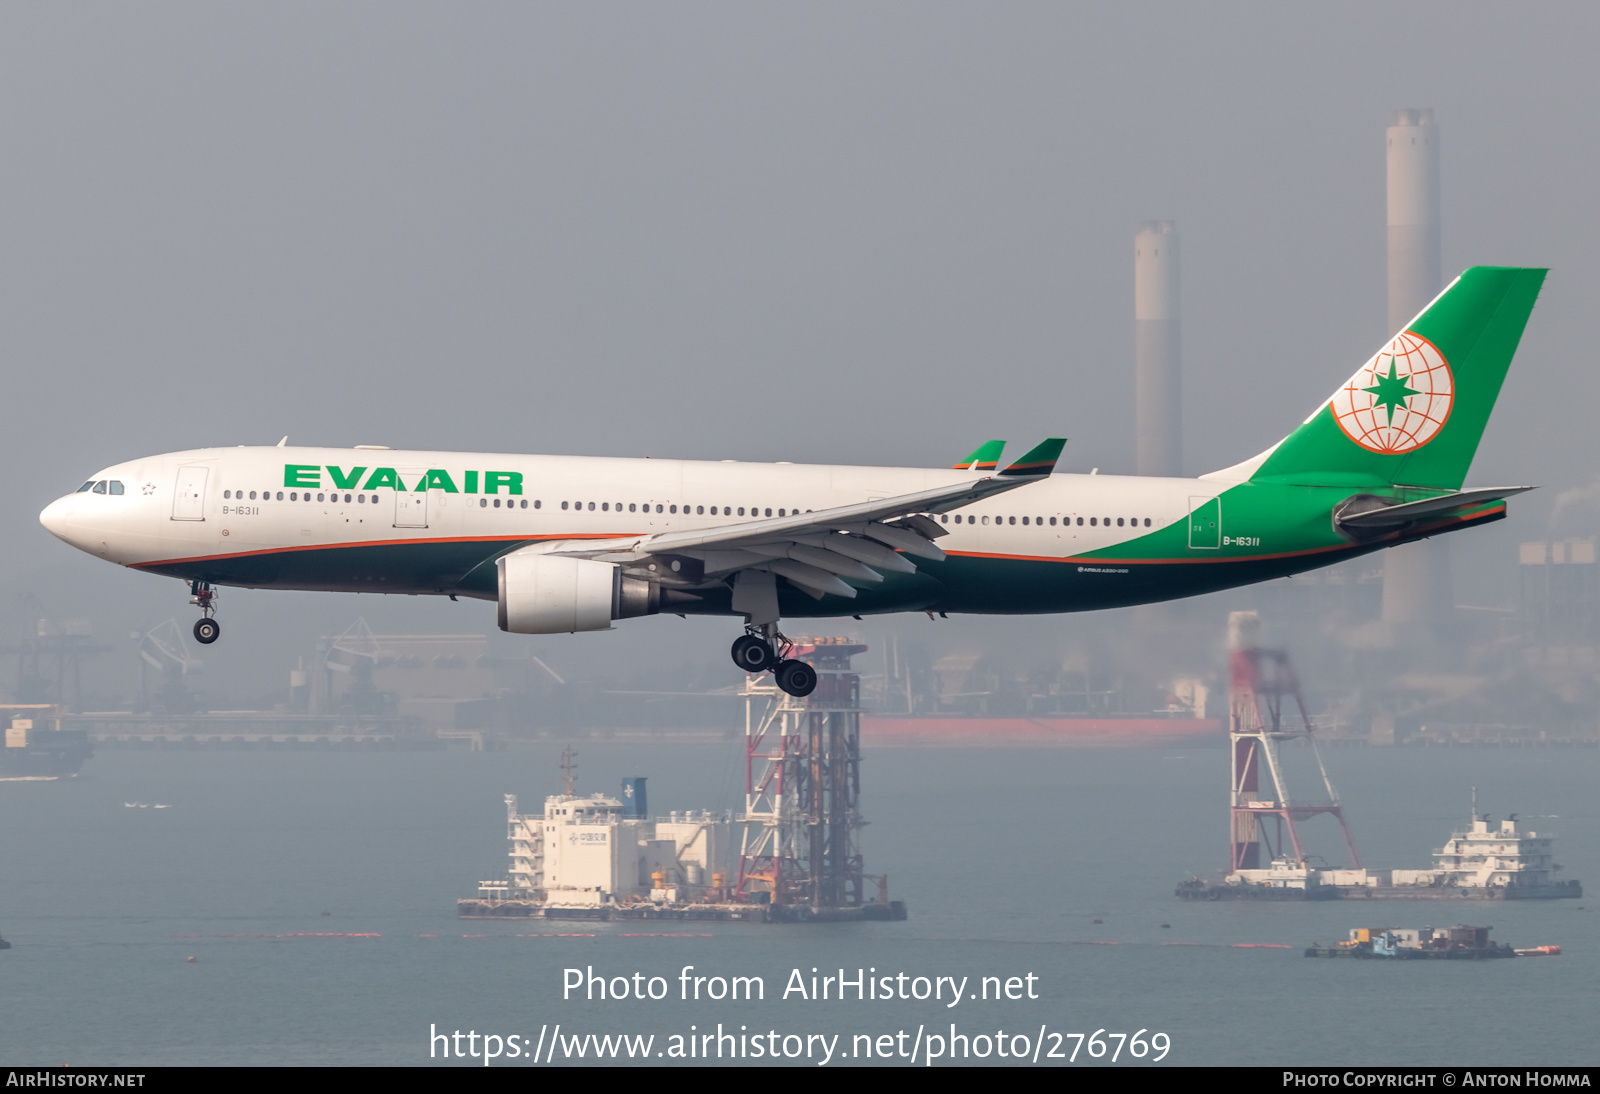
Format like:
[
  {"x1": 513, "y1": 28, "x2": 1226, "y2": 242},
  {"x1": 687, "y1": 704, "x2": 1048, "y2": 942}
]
[
  {"x1": 999, "y1": 438, "x2": 1066, "y2": 477},
  {"x1": 1336, "y1": 486, "x2": 1534, "y2": 529}
]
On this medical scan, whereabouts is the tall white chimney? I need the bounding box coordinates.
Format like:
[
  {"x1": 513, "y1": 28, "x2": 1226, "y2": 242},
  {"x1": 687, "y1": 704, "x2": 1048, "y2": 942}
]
[
  {"x1": 1134, "y1": 220, "x2": 1181, "y2": 477},
  {"x1": 1382, "y1": 108, "x2": 1451, "y2": 635},
  {"x1": 1387, "y1": 108, "x2": 1441, "y2": 332}
]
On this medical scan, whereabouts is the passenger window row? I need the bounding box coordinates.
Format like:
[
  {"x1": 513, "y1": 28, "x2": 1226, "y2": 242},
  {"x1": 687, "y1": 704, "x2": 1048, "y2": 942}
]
[
  {"x1": 76, "y1": 480, "x2": 125, "y2": 495},
  {"x1": 224, "y1": 490, "x2": 381, "y2": 504},
  {"x1": 220, "y1": 489, "x2": 551, "y2": 510},
  {"x1": 940, "y1": 514, "x2": 1154, "y2": 529},
  {"x1": 203, "y1": 486, "x2": 1156, "y2": 532}
]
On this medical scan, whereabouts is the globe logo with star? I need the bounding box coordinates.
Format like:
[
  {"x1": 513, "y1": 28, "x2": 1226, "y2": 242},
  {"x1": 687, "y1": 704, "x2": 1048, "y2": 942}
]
[{"x1": 1329, "y1": 331, "x2": 1453, "y2": 453}]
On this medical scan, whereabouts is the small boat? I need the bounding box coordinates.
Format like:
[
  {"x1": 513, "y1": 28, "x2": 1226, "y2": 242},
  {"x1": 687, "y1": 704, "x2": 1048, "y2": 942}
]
[
  {"x1": 0, "y1": 935, "x2": 11, "y2": 950},
  {"x1": 1306, "y1": 925, "x2": 1517, "y2": 959},
  {"x1": 1514, "y1": 945, "x2": 1561, "y2": 957}
]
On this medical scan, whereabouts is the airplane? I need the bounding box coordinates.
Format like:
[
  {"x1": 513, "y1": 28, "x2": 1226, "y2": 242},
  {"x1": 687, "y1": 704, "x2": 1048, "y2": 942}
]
[{"x1": 41, "y1": 266, "x2": 1544, "y2": 698}]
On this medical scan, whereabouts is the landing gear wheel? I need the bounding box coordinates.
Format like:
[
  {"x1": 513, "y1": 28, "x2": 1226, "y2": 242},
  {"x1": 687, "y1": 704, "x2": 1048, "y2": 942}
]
[
  {"x1": 774, "y1": 658, "x2": 818, "y2": 698},
  {"x1": 193, "y1": 618, "x2": 220, "y2": 645},
  {"x1": 731, "y1": 634, "x2": 775, "y2": 673}
]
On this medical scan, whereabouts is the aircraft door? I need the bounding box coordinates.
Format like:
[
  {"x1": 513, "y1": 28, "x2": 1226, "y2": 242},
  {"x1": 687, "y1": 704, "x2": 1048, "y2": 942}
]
[
  {"x1": 395, "y1": 469, "x2": 428, "y2": 528},
  {"x1": 172, "y1": 466, "x2": 209, "y2": 521},
  {"x1": 1188, "y1": 496, "x2": 1220, "y2": 549}
]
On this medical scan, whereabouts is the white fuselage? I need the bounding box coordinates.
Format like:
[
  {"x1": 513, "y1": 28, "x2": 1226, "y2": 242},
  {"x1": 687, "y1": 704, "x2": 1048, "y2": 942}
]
[{"x1": 40, "y1": 445, "x2": 1217, "y2": 585}]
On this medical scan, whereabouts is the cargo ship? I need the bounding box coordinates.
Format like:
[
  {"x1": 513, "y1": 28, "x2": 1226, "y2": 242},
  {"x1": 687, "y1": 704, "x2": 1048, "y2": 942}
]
[
  {"x1": 861, "y1": 714, "x2": 1221, "y2": 748},
  {"x1": 861, "y1": 656, "x2": 1219, "y2": 748},
  {"x1": 0, "y1": 706, "x2": 91, "y2": 780},
  {"x1": 1306, "y1": 925, "x2": 1520, "y2": 959}
]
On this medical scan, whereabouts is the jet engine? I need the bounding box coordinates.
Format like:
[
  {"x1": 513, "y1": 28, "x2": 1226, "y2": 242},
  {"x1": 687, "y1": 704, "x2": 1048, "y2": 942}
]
[{"x1": 496, "y1": 551, "x2": 659, "y2": 634}]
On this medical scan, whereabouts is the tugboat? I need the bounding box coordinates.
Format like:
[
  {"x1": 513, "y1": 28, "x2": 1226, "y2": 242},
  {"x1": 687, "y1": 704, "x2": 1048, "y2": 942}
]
[{"x1": 1306, "y1": 925, "x2": 1520, "y2": 959}]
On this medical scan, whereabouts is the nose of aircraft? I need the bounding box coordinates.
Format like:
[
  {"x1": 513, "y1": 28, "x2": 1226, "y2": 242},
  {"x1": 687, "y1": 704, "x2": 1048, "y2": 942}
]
[{"x1": 40, "y1": 495, "x2": 87, "y2": 547}]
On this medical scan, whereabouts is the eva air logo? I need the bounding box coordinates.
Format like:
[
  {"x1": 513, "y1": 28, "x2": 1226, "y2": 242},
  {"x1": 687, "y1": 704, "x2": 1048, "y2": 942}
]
[{"x1": 1330, "y1": 331, "x2": 1453, "y2": 454}]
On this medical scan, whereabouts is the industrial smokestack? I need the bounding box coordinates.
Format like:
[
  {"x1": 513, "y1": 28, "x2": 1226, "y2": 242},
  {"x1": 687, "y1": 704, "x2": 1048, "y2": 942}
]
[
  {"x1": 1387, "y1": 108, "x2": 1441, "y2": 331},
  {"x1": 1382, "y1": 108, "x2": 1451, "y2": 636},
  {"x1": 1134, "y1": 220, "x2": 1181, "y2": 477}
]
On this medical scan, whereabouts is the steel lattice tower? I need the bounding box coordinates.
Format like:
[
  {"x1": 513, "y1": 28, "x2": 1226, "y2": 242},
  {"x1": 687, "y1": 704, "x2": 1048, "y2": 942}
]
[
  {"x1": 737, "y1": 639, "x2": 866, "y2": 910},
  {"x1": 1227, "y1": 612, "x2": 1361, "y2": 872}
]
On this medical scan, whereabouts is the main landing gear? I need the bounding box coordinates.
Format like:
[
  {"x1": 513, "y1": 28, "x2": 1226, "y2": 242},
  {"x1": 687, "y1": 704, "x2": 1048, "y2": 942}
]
[
  {"x1": 731, "y1": 625, "x2": 817, "y2": 698},
  {"x1": 189, "y1": 580, "x2": 220, "y2": 645}
]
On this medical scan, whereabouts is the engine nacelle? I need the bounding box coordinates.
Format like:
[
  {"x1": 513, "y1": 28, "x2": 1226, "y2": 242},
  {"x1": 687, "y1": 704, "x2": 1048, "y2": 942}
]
[{"x1": 496, "y1": 551, "x2": 660, "y2": 634}]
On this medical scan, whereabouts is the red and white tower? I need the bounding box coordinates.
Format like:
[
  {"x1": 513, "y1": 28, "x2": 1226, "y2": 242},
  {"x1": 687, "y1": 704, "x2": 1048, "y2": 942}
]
[
  {"x1": 1227, "y1": 612, "x2": 1360, "y2": 872},
  {"x1": 737, "y1": 638, "x2": 869, "y2": 912}
]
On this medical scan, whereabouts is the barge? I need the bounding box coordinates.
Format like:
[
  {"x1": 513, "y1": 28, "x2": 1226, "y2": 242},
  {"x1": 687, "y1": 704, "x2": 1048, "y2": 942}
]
[
  {"x1": 1306, "y1": 925, "x2": 1521, "y2": 959},
  {"x1": 458, "y1": 774, "x2": 904, "y2": 923},
  {"x1": 1180, "y1": 812, "x2": 1581, "y2": 901}
]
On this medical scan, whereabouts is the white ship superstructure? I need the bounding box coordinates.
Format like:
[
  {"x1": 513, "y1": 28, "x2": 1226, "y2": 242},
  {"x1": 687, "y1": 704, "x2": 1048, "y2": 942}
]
[
  {"x1": 1202, "y1": 809, "x2": 1579, "y2": 900},
  {"x1": 1400, "y1": 815, "x2": 1562, "y2": 891},
  {"x1": 482, "y1": 789, "x2": 732, "y2": 909}
]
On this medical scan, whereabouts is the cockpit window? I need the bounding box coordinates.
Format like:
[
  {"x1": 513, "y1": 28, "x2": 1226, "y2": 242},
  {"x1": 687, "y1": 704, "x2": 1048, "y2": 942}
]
[
  {"x1": 92, "y1": 481, "x2": 107, "y2": 494},
  {"x1": 109, "y1": 481, "x2": 124, "y2": 495},
  {"x1": 76, "y1": 481, "x2": 95, "y2": 493}
]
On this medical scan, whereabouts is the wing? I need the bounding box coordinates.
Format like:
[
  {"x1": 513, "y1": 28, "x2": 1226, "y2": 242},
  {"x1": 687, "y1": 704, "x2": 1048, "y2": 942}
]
[{"x1": 530, "y1": 439, "x2": 1065, "y2": 602}]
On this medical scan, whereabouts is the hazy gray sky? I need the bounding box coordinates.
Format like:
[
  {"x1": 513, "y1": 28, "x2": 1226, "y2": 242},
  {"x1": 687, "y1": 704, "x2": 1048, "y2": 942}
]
[{"x1": 4, "y1": 2, "x2": 1595, "y2": 694}]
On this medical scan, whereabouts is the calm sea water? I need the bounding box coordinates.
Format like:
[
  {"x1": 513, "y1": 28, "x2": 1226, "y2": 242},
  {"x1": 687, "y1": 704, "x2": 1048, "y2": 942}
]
[{"x1": 2, "y1": 740, "x2": 1595, "y2": 1067}]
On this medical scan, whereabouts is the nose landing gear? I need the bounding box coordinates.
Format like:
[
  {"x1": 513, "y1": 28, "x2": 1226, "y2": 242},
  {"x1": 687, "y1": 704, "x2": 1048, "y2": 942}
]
[
  {"x1": 729, "y1": 624, "x2": 817, "y2": 698},
  {"x1": 189, "y1": 580, "x2": 220, "y2": 645}
]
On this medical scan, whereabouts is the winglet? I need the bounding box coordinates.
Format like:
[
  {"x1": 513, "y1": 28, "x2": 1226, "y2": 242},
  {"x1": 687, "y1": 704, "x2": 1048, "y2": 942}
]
[
  {"x1": 999, "y1": 438, "x2": 1065, "y2": 476},
  {"x1": 953, "y1": 440, "x2": 1006, "y2": 471}
]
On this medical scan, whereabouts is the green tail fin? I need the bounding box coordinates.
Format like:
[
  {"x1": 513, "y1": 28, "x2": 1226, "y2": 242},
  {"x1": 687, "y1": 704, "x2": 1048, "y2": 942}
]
[
  {"x1": 1245, "y1": 266, "x2": 1546, "y2": 490},
  {"x1": 953, "y1": 440, "x2": 1006, "y2": 471}
]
